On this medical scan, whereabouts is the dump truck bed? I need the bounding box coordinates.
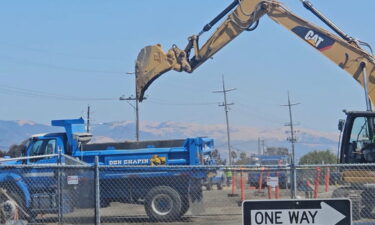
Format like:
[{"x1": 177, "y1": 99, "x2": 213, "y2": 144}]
[{"x1": 82, "y1": 139, "x2": 185, "y2": 151}]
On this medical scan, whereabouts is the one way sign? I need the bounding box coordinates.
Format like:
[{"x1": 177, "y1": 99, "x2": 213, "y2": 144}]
[{"x1": 242, "y1": 199, "x2": 351, "y2": 225}]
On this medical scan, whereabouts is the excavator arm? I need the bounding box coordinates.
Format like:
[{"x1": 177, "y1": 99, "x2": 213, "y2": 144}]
[{"x1": 135, "y1": 0, "x2": 375, "y2": 102}]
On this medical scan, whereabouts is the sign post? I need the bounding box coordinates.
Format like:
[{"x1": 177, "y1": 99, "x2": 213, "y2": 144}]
[{"x1": 243, "y1": 199, "x2": 351, "y2": 225}]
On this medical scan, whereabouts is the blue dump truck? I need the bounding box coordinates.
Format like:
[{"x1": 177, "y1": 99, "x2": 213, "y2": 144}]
[
  {"x1": 248, "y1": 155, "x2": 290, "y2": 189},
  {"x1": 0, "y1": 118, "x2": 215, "y2": 221}
]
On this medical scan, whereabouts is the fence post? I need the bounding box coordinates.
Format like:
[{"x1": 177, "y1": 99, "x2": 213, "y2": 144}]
[
  {"x1": 95, "y1": 156, "x2": 101, "y2": 225},
  {"x1": 290, "y1": 164, "x2": 297, "y2": 199},
  {"x1": 57, "y1": 147, "x2": 63, "y2": 225}
]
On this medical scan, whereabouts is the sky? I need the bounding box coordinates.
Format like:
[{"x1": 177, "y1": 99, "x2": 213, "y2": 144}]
[{"x1": 0, "y1": 0, "x2": 374, "y2": 133}]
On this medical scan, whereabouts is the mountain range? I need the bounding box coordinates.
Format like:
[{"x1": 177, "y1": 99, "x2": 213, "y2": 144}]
[{"x1": 0, "y1": 119, "x2": 339, "y2": 160}]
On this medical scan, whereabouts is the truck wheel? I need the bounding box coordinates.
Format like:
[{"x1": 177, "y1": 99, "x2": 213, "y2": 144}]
[
  {"x1": 361, "y1": 206, "x2": 372, "y2": 218},
  {"x1": 349, "y1": 193, "x2": 362, "y2": 221},
  {"x1": 352, "y1": 202, "x2": 361, "y2": 220},
  {"x1": 0, "y1": 187, "x2": 32, "y2": 222},
  {"x1": 217, "y1": 183, "x2": 223, "y2": 190},
  {"x1": 145, "y1": 186, "x2": 182, "y2": 221},
  {"x1": 332, "y1": 187, "x2": 349, "y2": 198}
]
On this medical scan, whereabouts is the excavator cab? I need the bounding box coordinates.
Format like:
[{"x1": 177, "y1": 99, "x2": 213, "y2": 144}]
[
  {"x1": 336, "y1": 111, "x2": 375, "y2": 220},
  {"x1": 340, "y1": 111, "x2": 375, "y2": 164}
]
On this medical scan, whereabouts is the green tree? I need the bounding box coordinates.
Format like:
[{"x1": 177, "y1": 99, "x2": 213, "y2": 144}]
[
  {"x1": 6, "y1": 140, "x2": 28, "y2": 158},
  {"x1": 211, "y1": 149, "x2": 226, "y2": 165},
  {"x1": 234, "y1": 151, "x2": 251, "y2": 165},
  {"x1": 231, "y1": 151, "x2": 237, "y2": 162},
  {"x1": 264, "y1": 147, "x2": 289, "y2": 156},
  {"x1": 299, "y1": 150, "x2": 337, "y2": 165}
]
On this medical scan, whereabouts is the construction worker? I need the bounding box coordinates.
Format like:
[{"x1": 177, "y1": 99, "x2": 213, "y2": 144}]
[{"x1": 225, "y1": 169, "x2": 232, "y2": 187}]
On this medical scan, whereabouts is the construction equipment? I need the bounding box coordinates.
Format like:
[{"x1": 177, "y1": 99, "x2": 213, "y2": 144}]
[
  {"x1": 134, "y1": 0, "x2": 375, "y2": 219},
  {"x1": 135, "y1": 0, "x2": 375, "y2": 103}
]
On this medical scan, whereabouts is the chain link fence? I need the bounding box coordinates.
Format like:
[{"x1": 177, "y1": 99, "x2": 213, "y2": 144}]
[{"x1": 1, "y1": 161, "x2": 375, "y2": 225}]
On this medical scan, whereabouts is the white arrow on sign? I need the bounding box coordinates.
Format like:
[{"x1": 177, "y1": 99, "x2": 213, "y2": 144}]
[{"x1": 250, "y1": 202, "x2": 346, "y2": 225}]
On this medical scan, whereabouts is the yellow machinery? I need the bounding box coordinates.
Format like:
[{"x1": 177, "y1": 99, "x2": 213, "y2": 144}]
[
  {"x1": 134, "y1": 0, "x2": 375, "y2": 219},
  {"x1": 135, "y1": 0, "x2": 374, "y2": 103}
]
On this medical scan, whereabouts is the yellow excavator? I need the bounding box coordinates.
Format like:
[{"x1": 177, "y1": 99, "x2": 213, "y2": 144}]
[{"x1": 134, "y1": 0, "x2": 375, "y2": 219}]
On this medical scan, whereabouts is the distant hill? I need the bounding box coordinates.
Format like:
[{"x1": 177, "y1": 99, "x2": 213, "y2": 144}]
[
  {"x1": 0, "y1": 120, "x2": 339, "y2": 160},
  {"x1": 0, "y1": 120, "x2": 62, "y2": 150}
]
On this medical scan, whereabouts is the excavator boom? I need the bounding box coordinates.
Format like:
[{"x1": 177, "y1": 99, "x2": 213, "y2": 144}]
[
  {"x1": 135, "y1": 0, "x2": 266, "y2": 100},
  {"x1": 135, "y1": 0, "x2": 375, "y2": 101}
]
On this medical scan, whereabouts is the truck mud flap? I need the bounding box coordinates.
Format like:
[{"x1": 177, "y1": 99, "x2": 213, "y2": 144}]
[{"x1": 189, "y1": 179, "x2": 205, "y2": 215}]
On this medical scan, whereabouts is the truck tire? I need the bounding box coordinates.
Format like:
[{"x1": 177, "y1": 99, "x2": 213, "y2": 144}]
[
  {"x1": 205, "y1": 183, "x2": 212, "y2": 191},
  {"x1": 332, "y1": 187, "x2": 350, "y2": 198},
  {"x1": 361, "y1": 206, "x2": 372, "y2": 218},
  {"x1": 0, "y1": 187, "x2": 33, "y2": 223},
  {"x1": 217, "y1": 183, "x2": 223, "y2": 190},
  {"x1": 352, "y1": 199, "x2": 361, "y2": 220},
  {"x1": 145, "y1": 186, "x2": 182, "y2": 221}
]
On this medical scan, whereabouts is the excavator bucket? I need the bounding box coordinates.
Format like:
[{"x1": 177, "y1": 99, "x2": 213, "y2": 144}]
[{"x1": 135, "y1": 45, "x2": 173, "y2": 101}]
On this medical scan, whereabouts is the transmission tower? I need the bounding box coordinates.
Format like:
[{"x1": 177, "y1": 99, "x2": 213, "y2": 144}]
[{"x1": 213, "y1": 75, "x2": 236, "y2": 165}]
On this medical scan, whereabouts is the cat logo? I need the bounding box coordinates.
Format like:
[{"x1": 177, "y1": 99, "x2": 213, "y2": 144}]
[
  {"x1": 292, "y1": 26, "x2": 335, "y2": 51},
  {"x1": 150, "y1": 154, "x2": 166, "y2": 166},
  {"x1": 304, "y1": 30, "x2": 324, "y2": 48}
]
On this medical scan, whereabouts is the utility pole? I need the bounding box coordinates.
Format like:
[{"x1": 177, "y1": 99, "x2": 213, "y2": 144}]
[
  {"x1": 119, "y1": 72, "x2": 145, "y2": 142},
  {"x1": 213, "y1": 75, "x2": 236, "y2": 165},
  {"x1": 86, "y1": 105, "x2": 91, "y2": 133},
  {"x1": 119, "y1": 95, "x2": 140, "y2": 141},
  {"x1": 281, "y1": 92, "x2": 300, "y2": 199},
  {"x1": 262, "y1": 140, "x2": 265, "y2": 155},
  {"x1": 258, "y1": 137, "x2": 261, "y2": 155}
]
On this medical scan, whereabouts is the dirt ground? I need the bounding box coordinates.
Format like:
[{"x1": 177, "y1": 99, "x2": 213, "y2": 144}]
[{"x1": 30, "y1": 185, "x2": 374, "y2": 225}]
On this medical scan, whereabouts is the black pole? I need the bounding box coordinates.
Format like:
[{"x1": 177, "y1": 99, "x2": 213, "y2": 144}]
[
  {"x1": 199, "y1": 0, "x2": 239, "y2": 35},
  {"x1": 301, "y1": 0, "x2": 353, "y2": 42}
]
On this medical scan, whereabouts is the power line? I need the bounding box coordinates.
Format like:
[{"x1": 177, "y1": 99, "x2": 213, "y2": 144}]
[
  {"x1": 235, "y1": 102, "x2": 285, "y2": 124},
  {"x1": 0, "y1": 85, "x2": 117, "y2": 101},
  {"x1": 147, "y1": 98, "x2": 218, "y2": 106},
  {"x1": 213, "y1": 75, "x2": 236, "y2": 165},
  {"x1": 0, "y1": 55, "x2": 125, "y2": 75},
  {"x1": 281, "y1": 91, "x2": 300, "y2": 199},
  {"x1": 0, "y1": 40, "x2": 124, "y2": 62},
  {"x1": 281, "y1": 92, "x2": 300, "y2": 162}
]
